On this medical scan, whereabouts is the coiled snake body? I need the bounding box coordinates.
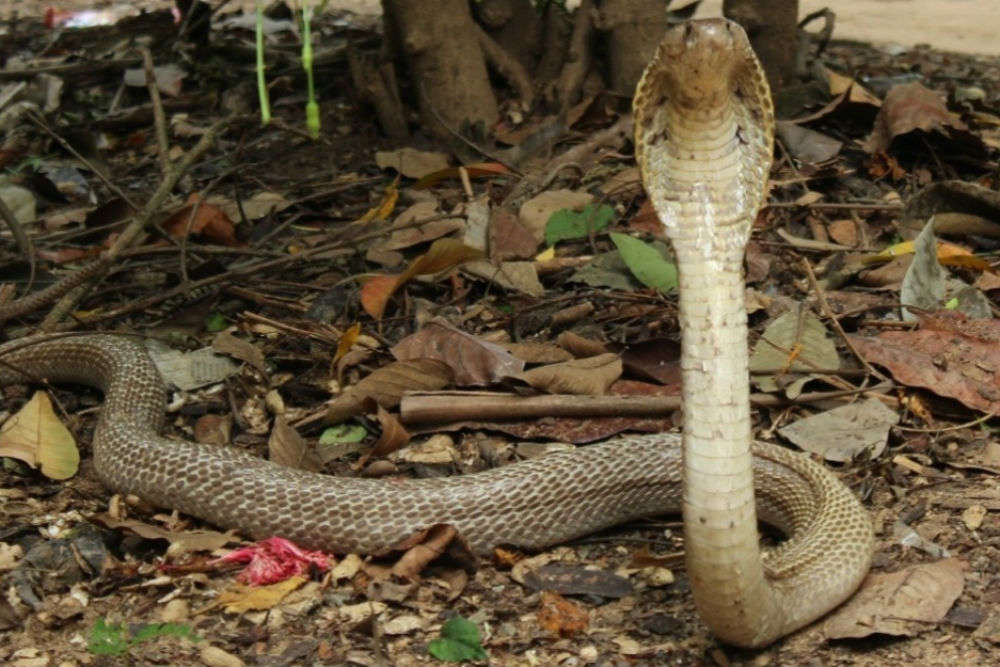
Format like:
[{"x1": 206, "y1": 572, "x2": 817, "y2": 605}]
[{"x1": 0, "y1": 20, "x2": 872, "y2": 648}]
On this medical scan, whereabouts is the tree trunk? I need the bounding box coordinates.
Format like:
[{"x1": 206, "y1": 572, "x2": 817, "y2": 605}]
[
  {"x1": 724, "y1": 0, "x2": 799, "y2": 94},
  {"x1": 382, "y1": 0, "x2": 498, "y2": 139},
  {"x1": 601, "y1": 0, "x2": 670, "y2": 96}
]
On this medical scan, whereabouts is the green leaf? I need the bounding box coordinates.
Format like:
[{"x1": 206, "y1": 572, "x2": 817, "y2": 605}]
[
  {"x1": 87, "y1": 618, "x2": 200, "y2": 656},
  {"x1": 427, "y1": 616, "x2": 487, "y2": 662},
  {"x1": 319, "y1": 423, "x2": 368, "y2": 445},
  {"x1": 205, "y1": 312, "x2": 229, "y2": 332},
  {"x1": 544, "y1": 204, "x2": 614, "y2": 246},
  {"x1": 609, "y1": 232, "x2": 677, "y2": 292},
  {"x1": 88, "y1": 618, "x2": 130, "y2": 656}
]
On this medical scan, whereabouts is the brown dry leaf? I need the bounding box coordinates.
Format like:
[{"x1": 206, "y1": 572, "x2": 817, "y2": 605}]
[
  {"x1": 161, "y1": 194, "x2": 239, "y2": 246},
  {"x1": 363, "y1": 405, "x2": 411, "y2": 461},
  {"x1": 462, "y1": 259, "x2": 545, "y2": 296},
  {"x1": 502, "y1": 341, "x2": 574, "y2": 364},
  {"x1": 778, "y1": 398, "x2": 898, "y2": 463},
  {"x1": 411, "y1": 162, "x2": 511, "y2": 190},
  {"x1": 216, "y1": 576, "x2": 306, "y2": 613},
  {"x1": 212, "y1": 331, "x2": 267, "y2": 372},
  {"x1": 862, "y1": 82, "x2": 969, "y2": 154},
  {"x1": 326, "y1": 359, "x2": 453, "y2": 423},
  {"x1": 376, "y1": 523, "x2": 476, "y2": 573},
  {"x1": 0, "y1": 391, "x2": 79, "y2": 480},
  {"x1": 627, "y1": 198, "x2": 661, "y2": 236},
  {"x1": 828, "y1": 219, "x2": 859, "y2": 247},
  {"x1": 392, "y1": 319, "x2": 524, "y2": 387},
  {"x1": 962, "y1": 504, "x2": 987, "y2": 530},
  {"x1": 901, "y1": 181, "x2": 1000, "y2": 241},
  {"x1": 123, "y1": 63, "x2": 186, "y2": 96},
  {"x1": 621, "y1": 338, "x2": 682, "y2": 385},
  {"x1": 438, "y1": 568, "x2": 470, "y2": 601},
  {"x1": 916, "y1": 310, "x2": 1000, "y2": 342},
  {"x1": 96, "y1": 515, "x2": 238, "y2": 555},
  {"x1": 378, "y1": 202, "x2": 464, "y2": 252},
  {"x1": 522, "y1": 563, "x2": 633, "y2": 598},
  {"x1": 489, "y1": 207, "x2": 538, "y2": 261},
  {"x1": 0, "y1": 543, "x2": 23, "y2": 571},
  {"x1": 519, "y1": 353, "x2": 622, "y2": 395},
  {"x1": 209, "y1": 191, "x2": 290, "y2": 222},
  {"x1": 628, "y1": 546, "x2": 683, "y2": 569},
  {"x1": 538, "y1": 591, "x2": 589, "y2": 637},
  {"x1": 375, "y1": 147, "x2": 449, "y2": 179},
  {"x1": 193, "y1": 414, "x2": 232, "y2": 445},
  {"x1": 823, "y1": 558, "x2": 966, "y2": 639},
  {"x1": 850, "y1": 329, "x2": 1000, "y2": 413},
  {"x1": 391, "y1": 524, "x2": 461, "y2": 579},
  {"x1": 269, "y1": 416, "x2": 322, "y2": 472},
  {"x1": 556, "y1": 331, "x2": 610, "y2": 358},
  {"x1": 360, "y1": 238, "x2": 484, "y2": 319},
  {"x1": 776, "y1": 121, "x2": 843, "y2": 163}
]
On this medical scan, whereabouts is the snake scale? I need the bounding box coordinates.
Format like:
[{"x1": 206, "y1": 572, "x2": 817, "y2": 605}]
[{"x1": 0, "y1": 20, "x2": 872, "y2": 648}]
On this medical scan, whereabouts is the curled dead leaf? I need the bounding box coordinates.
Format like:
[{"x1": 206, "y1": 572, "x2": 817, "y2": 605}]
[{"x1": 0, "y1": 391, "x2": 79, "y2": 480}]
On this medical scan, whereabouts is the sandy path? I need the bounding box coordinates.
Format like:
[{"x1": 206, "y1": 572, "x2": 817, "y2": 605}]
[{"x1": 696, "y1": 0, "x2": 1000, "y2": 55}]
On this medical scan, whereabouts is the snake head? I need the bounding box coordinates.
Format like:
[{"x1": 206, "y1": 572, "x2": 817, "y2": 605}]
[
  {"x1": 633, "y1": 19, "x2": 774, "y2": 262},
  {"x1": 655, "y1": 19, "x2": 749, "y2": 111}
]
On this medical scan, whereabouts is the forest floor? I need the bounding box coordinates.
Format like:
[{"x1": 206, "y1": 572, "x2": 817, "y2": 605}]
[{"x1": 1, "y1": 3, "x2": 1000, "y2": 667}]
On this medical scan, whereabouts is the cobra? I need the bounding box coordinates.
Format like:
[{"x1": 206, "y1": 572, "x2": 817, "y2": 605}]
[{"x1": 0, "y1": 19, "x2": 872, "y2": 648}]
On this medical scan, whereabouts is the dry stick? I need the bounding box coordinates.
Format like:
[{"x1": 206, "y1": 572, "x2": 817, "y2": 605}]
[
  {"x1": 0, "y1": 59, "x2": 141, "y2": 81},
  {"x1": 139, "y1": 46, "x2": 171, "y2": 176},
  {"x1": 768, "y1": 201, "x2": 903, "y2": 210},
  {"x1": 39, "y1": 117, "x2": 235, "y2": 330},
  {"x1": 0, "y1": 196, "x2": 35, "y2": 294},
  {"x1": 398, "y1": 382, "x2": 895, "y2": 425},
  {"x1": 77, "y1": 211, "x2": 447, "y2": 325},
  {"x1": 801, "y1": 256, "x2": 890, "y2": 383},
  {"x1": 28, "y1": 111, "x2": 139, "y2": 210},
  {"x1": 0, "y1": 259, "x2": 109, "y2": 325},
  {"x1": 501, "y1": 114, "x2": 632, "y2": 209}
]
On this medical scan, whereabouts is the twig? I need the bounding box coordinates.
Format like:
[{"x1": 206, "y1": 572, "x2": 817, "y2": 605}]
[
  {"x1": 801, "y1": 257, "x2": 889, "y2": 382},
  {"x1": 895, "y1": 411, "x2": 996, "y2": 433},
  {"x1": 399, "y1": 382, "x2": 894, "y2": 425},
  {"x1": 139, "y1": 46, "x2": 171, "y2": 176},
  {"x1": 14, "y1": 117, "x2": 235, "y2": 330},
  {"x1": 28, "y1": 111, "x2": 139, "y2": 210},
  {"x1": 0, "y1": 59, "x2": 141, "y2": 81},
  {"x1": 0, "y1": 195, "x2": 35, "y2": 295}
]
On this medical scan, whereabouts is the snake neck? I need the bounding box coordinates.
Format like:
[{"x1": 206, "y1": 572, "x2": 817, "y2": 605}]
[
  {"x1": 642, "y1": 105, "x2": 757, "y2": 266},
  {"x1": 676, "y1": 262, "x2": 781, "y2": 646}
]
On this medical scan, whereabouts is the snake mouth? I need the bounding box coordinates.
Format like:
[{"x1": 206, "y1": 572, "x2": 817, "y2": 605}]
[{"x1": 657, "y1": 19, "x2": 747, "y2": 110}]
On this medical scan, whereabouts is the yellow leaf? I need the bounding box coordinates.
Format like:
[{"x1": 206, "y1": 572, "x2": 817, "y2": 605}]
[
  {"x1": 535, "y1": 246, "x2": 556, "y2": 261},
  {"x1": 354, "y1": 177, "x2": 400, "y2": 224},
  {"x1": 217, "y1": 576, "x2": 306, "y2": 613},
  {"x1": 865, "y1": 240, "x2": 914, "y2": 264},
  {"x1": 334, "y1": 323, "x2": 361, "y2": 365},
  {"x1": 0, "y1": 391, "x2": 79, "y2": 480},
  {"x1": 865, "y1": 239, "x2": 988, "y2": 271}
]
